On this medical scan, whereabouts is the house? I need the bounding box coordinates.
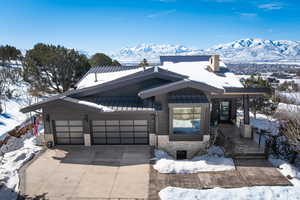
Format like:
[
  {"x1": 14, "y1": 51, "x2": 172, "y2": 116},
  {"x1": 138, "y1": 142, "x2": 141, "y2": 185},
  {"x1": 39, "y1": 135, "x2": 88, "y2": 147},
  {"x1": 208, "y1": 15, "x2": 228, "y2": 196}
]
[{"x1": 21, "y1": 55, "x2": 268, "y2": 159}]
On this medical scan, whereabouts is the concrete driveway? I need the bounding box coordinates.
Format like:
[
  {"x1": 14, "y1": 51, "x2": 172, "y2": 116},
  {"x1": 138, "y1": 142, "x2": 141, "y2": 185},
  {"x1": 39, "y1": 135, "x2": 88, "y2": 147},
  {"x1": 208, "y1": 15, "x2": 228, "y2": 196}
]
[{"x1": 21, "y1": 145, "x2": 151, "y2": 200}]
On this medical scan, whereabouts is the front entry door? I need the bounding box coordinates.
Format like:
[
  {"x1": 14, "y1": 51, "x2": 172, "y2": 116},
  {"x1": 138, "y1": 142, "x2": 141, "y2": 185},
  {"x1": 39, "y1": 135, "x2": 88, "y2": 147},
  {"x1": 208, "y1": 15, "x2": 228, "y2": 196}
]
[{"x1": 219, "y1": 101, "x2": 231, "y2": 123}]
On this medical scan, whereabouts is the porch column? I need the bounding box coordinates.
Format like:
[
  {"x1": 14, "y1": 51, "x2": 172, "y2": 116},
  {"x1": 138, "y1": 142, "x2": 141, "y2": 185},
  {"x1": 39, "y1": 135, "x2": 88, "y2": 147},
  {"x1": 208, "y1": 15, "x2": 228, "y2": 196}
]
[
  {"x1": 243, "y1": 95, "x2": 250, "y2": 124},
  {"x1": 242, "y1": 95, "x2": 251, "y2": 138}
]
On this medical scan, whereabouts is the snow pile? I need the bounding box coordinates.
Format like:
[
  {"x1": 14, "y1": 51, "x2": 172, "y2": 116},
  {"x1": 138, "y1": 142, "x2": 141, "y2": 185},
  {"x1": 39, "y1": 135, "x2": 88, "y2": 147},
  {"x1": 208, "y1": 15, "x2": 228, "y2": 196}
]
[
  {"x1": 0, "y1": 134, "x2": 42, "y2": 200},
  {"x1": 153, "y1": 146, "x2": 235, "y2": 174},
  {"x1": 0, "y1": 99, "x2": 29, "y2": 140},
  {"x1": 269, "y1": 157, "x2": 300, "y2": 186},
  {"x1": 162, "y1": 61, "x2": 243, "y2": 89},
  {"x1": 278, "y1": 92, "x2": 300, "y2": 104},
  {"x1": 159, "y1": 157, "x2": 300, "y2": 200},
  {"x1": 237, "y1": 110, "x2": 280, "y2": 136},
  {"x1": 159, "y1": 185, "x2": 300, "y2": 200},
  {"x1": 78, "y1": 100, "x2": 113, "y2": 112}
]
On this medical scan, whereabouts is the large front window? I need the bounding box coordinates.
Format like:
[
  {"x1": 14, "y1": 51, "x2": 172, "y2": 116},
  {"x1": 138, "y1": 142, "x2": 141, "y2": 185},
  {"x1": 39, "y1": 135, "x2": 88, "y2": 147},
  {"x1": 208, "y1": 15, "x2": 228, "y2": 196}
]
[{"x1": 172, "y1": 107, "x2": 201, "y2": 134}]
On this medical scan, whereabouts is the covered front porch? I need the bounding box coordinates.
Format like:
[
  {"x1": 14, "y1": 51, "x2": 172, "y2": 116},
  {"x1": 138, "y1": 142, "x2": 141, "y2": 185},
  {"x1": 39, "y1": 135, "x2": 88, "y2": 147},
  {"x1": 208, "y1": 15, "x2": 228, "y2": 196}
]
[{"x1": 211, "y1": 88, "x2": 270, "y2": 158}]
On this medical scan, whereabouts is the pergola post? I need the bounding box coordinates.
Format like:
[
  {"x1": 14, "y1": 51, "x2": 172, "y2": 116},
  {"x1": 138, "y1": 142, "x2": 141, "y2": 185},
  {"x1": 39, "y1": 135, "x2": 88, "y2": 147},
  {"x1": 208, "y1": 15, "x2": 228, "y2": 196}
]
[
  {"x1": 243, "y1": 95, "x2": 250, "y2": 125},
  {"x1": 242, "y1": 95, "x2": 252, "y2": 138}
]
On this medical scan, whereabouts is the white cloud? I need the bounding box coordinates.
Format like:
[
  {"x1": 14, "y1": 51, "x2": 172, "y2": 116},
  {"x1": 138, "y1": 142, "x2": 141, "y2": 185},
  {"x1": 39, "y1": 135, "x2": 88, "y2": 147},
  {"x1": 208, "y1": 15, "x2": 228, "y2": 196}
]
[
  {"x1": 258, "y1": 3, "x2": 283, "y2": 10},
  {"x1": 239, "y1": 13, "x2": 257, "y2": 17},
  {"x1": 147, "y1": 9, "x2": 176, "y2": 18}
]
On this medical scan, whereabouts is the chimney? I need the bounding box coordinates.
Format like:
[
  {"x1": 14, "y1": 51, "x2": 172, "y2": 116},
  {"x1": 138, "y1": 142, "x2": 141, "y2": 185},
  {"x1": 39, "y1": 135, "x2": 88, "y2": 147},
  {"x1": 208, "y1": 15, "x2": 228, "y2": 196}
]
[{"x1": 209, "y1": 55, "x2": 220, "y2": 72}]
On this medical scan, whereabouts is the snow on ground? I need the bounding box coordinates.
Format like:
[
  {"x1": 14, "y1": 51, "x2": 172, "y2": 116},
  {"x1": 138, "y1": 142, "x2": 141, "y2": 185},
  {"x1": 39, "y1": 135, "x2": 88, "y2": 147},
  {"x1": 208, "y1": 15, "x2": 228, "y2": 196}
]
[
  {"x1": 153, "y1": 146, "x2": 235, "y2": 174},
  {"x1": 278, "y1": 92, "x2": 300, "y2": 104},
  {"x1": 0, "y1": 99, "x2": 29, "y2": 140},
  {"x1": 159, "y1": 157, "x2": 300, "y2": 200},
  {"x1": 237, "y1": 110, "x2": 280, "y2": 136},
  {"x1": 0, "y1": 133, "x2": 42, "y2": 200}
]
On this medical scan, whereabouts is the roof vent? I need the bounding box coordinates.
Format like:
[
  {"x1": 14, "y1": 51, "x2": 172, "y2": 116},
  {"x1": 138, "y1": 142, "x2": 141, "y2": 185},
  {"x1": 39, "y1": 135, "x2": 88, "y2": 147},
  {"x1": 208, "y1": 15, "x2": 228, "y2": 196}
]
[
  {"x1": 209, "y1": 55, "x2": 220, "y2": 72},
  {"x1": 94, "y1": 73, "x2": 98, "y2": 82}
]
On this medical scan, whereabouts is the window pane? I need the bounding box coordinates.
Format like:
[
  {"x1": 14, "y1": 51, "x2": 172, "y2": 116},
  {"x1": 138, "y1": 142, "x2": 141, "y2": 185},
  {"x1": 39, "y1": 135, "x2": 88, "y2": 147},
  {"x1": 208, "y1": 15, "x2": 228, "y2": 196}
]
[
  {"x1": 172, "y1": 107, "x2": 201, "y2": 135},
  {"x1": 173, "y1": 107, "x2": 194, "y2": 114}
]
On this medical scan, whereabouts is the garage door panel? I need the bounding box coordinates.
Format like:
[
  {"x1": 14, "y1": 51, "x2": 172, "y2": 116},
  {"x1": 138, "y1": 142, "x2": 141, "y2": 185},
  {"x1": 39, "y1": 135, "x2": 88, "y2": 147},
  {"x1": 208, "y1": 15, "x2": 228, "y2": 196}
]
[
  {"x1": 134, "y1": 120, "x2": 147, "y2": 125},
  {"x1": 107, "y1": 137, "x2": 121, "y2": 144},
  {"x1": 56, "y1": 132, "x2": 69, "y2": 137},
  {"x1": 135, "y1": 138, "x2": 148, "y2": 144},
  {"x1": 120, "y1": 126, "x2": 134, "y2": 132},
  {"x1": 93, "y1": 120, "x2": 105, "y2": 126},
  {"x1": 70, "y1": 127, "x2": 83, "y2": 132},
  {"x1": 120, "y1": 120, "x2": 133, "y2": 125},
  {"x1": 55, "y1": 121, "x2": 68, "y2": 126},
  {"x1": 69, "y1": 121, "x2": 83, "y2": 126},
  {"x1": 134, "y1": 126, "x2": 148, "y2": 132},
  {"x1": 121, "y1": 137, "x2": 134, "y2": 144},
  {"x1": 70, "y1": 132, "x2": 83, "y2": 137},
  {"x1": 135, "y1": 132, "x2": 148, "y2": 137},
  {"x1": 54, "y1": 120, "x2": 84, "y2": 145},
  {"x1": 56, "y1": 138, "x2": 70, "y2": 144},
  {"x1": 106, "y1": 126, "x2": 119, "y2": 132},
  {"x1": 93, "y1": 132, "x2": 106, "y2": 136},
  {"x1": 93, "y1": 137, "x2": 106, "y2": 144},
  {"x1": 70, "y1": 138, "x2": 84, "y2": 144},
  {"x1": 91, "y1": 120, "x2": 148, "y2": 145},
  {"x1": 106, "y1": 120, "x2": 119, "y2": 126},
  {"x1": 93, "y1": 127, "x2": 105, "y2": 132}
]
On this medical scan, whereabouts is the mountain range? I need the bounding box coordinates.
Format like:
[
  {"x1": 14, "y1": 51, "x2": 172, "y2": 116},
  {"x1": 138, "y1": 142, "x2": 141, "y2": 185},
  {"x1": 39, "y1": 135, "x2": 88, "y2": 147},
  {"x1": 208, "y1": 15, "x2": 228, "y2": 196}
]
[{"x1": 111, "y1": 38, "x2": 300, "y2": 63}]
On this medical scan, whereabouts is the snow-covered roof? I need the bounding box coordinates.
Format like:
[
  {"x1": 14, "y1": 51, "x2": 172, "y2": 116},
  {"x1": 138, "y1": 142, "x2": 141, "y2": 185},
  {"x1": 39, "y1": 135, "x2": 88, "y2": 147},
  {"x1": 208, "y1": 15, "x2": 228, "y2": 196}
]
[
  {"x1": 161, "y1": 61, "x2": 243, "y2": 89},
  {"x1": 76, "y1": 59, "x2": 243, "y2": 90},
  {"x1": 76, "y1": 66, "x2": 145, "y2": 89}
]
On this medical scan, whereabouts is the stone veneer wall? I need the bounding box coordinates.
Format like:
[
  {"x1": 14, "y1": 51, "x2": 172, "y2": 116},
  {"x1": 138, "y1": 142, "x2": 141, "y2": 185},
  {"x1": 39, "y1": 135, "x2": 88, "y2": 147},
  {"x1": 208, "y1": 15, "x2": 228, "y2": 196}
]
[{"x1": 156, "y1": 135, "x2": 210, "y2": 159}]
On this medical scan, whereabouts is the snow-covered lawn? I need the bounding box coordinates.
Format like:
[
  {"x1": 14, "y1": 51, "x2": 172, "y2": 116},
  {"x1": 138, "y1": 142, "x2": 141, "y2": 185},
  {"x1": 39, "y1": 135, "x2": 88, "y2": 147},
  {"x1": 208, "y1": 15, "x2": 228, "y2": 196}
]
[
  {"x1": 159, "y1": 158, "x2": 300, "y2": 200},
  {"x1": 0, "y1": 133, "x2": 42, "y2": 200},
  {"x1": 153, "y1": 146, "x2": 235, "y2": 174}
]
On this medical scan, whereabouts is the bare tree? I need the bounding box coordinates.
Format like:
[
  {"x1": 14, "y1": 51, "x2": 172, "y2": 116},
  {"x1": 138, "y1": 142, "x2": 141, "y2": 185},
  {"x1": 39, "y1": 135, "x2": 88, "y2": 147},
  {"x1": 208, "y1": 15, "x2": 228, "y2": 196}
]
[{"x1": 274, "y1": 96, "x2": 300, "y2": 153}]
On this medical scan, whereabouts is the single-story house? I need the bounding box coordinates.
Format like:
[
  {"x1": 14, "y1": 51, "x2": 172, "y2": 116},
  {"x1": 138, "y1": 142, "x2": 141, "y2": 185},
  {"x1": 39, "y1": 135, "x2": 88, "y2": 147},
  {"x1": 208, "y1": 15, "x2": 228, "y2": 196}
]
[{"x1": 21, "y1": 55, "x2": 268, "y2": 159}]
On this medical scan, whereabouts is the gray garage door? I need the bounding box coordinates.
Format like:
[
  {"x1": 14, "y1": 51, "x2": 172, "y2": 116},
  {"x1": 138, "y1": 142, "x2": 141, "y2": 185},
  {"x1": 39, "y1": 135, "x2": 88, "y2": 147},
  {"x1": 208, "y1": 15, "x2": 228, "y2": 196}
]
[
  {"x1": 54, "y1": 120, "x2": 84, "y2": 145},
  {"x1": 91, "y1": 120, "x2": 148, "y2": 145}
]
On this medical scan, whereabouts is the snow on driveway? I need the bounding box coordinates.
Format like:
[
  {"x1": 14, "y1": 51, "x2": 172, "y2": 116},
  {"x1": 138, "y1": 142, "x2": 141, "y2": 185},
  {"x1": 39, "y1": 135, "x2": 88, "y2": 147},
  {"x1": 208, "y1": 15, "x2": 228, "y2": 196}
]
[
  {"x1": 153, "y1": 146, "x2": 235, "y2": 174},
  {"x1": 159, "y1": 158, "x2": 300, "y2": 200},
  {"x1": 0, "y1": 133, "x2": 42, "y2": 200}
]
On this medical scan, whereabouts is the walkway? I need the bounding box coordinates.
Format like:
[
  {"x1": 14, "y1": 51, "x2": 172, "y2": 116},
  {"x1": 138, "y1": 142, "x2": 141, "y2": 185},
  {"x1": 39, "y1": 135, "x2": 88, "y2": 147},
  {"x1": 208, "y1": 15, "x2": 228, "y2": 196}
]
[{"x1": 149, "y1": 159, "x2": 292, "y2": 200}]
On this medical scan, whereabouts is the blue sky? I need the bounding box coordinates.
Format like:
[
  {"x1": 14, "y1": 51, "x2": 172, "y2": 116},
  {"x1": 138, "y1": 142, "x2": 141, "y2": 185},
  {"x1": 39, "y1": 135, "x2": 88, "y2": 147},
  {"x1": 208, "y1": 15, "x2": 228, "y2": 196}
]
[{"x1": 1, "y1": 0, "x2": 300, "y2": 54}]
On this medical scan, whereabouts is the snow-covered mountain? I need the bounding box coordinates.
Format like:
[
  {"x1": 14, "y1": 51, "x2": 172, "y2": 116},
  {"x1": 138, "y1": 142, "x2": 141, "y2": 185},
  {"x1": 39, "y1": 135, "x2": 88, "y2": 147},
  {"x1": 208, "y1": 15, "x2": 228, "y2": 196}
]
[
  {"x1": 112, "y1": 39, "x2": 300, "y2": 63},
  {"x1": 111, "y1": 43, "x2": 203, "y2": 63},
  {"x1": 207, "y1": 39, "x2": 300, "y2": 62}
]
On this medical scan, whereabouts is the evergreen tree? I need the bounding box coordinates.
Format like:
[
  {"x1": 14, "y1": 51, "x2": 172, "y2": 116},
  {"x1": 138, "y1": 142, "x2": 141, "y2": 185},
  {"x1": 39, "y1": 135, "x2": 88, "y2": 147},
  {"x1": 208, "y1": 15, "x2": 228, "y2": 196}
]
[
  {"x1": 0, "y1": 45, "x2": 22, "y2": 66},
  {"x1": 23, "y1": 43, "x2": 90, "y2": 93},
  {"x1": 139, "y1": 58, "x2": 149, "y2": 67},
  {"x1": 241, "y1": 75, "x2": 273, "y2": 118},
  {"x1": 89, "y1": 53, "x2": 120, "y2": 67}
]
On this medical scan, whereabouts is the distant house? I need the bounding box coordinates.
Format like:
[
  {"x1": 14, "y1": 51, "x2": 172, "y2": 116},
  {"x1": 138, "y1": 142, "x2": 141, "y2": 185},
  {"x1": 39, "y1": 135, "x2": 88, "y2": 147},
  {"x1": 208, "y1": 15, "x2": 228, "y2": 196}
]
[{"x1": 21, "y1": 55, "x2": 268, "y2": 159}]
